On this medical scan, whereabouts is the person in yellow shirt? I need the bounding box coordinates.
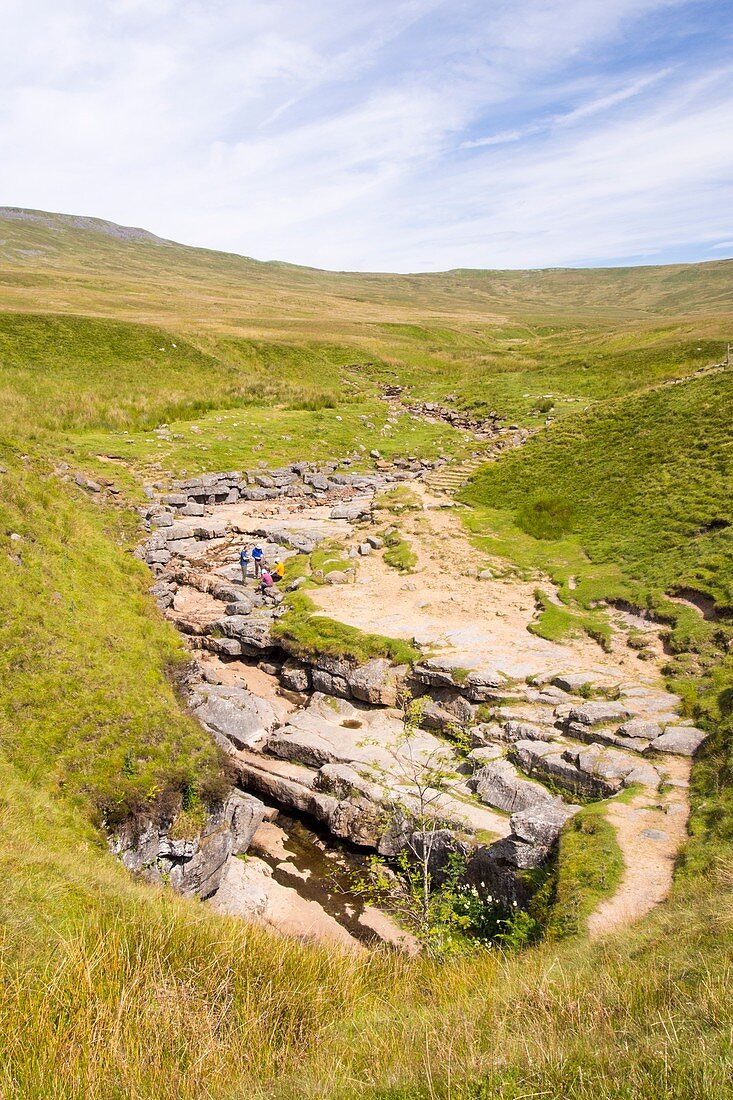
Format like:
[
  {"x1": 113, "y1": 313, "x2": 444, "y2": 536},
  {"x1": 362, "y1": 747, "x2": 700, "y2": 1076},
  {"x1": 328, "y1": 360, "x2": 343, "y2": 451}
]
[{"x1": 272, "y1": 560, "x2": 286, "y2": 582}]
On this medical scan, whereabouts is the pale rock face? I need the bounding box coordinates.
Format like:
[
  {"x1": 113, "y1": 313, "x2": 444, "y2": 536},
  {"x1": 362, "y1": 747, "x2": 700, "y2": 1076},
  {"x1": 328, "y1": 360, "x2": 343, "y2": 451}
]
[
  {"x1": 510, "y1": 801, "x2": 581, "y2": 846},
  {"x1": 347, "y1": 658, "x2": 404, "y2": 707},
  {"x1": 470, "y1": 759, "x2": 554, "y2": 813},
  {"x1": 191, "y1": 685, "x2": 279, "y2": 750}
]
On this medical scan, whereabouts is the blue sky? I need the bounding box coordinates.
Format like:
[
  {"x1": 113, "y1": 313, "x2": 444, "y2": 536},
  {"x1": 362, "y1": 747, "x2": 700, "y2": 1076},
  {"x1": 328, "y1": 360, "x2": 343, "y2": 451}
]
[{"x1": 1, "y1": 0, "x2": 732, "y2": 271}]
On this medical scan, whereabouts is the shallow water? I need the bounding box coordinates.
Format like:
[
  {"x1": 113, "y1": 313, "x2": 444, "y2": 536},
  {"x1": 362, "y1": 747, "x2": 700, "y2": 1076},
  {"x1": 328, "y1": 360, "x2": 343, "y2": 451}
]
[{"x1": 251, "y1": 806, "x2": 384, "y2": 945}]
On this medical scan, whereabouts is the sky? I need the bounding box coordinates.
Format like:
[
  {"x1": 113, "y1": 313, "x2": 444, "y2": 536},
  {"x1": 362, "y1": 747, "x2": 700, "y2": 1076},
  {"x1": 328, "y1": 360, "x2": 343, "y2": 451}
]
[{"x1": 1, "y1": 0, "x2": 732, "y2": 271}]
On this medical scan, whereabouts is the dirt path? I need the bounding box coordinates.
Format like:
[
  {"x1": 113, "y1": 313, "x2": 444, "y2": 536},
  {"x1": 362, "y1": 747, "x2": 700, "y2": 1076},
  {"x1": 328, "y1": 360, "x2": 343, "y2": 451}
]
[{"x1": 587, "y1": 756, "x2": 690, "y2": 937}]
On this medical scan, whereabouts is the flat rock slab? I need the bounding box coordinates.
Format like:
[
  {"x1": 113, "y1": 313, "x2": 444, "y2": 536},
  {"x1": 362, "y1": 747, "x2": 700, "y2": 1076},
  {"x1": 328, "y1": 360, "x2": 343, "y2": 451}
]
[
  {"x1": 567, "y1": 702, "x2": 632, "y2": 727},
  {"x1": 650, "y1": 726, "x2": 708, "y2": 756},
  {"x1": 264, "y1": 692, "x2": 448, "y2": 774},
  {"x1": 191, "y1": 685, "x2": 279, "y2": 750}
]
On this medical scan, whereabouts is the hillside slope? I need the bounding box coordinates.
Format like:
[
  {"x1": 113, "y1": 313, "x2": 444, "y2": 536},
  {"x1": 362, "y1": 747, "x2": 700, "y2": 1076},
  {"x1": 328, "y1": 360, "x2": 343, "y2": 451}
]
[
  {"x1": 0, "y1": 207, "x2": 732, "y2": 1098},
  {"x1": 2, "y1": 207, "x2": 732, "y2": 336}
]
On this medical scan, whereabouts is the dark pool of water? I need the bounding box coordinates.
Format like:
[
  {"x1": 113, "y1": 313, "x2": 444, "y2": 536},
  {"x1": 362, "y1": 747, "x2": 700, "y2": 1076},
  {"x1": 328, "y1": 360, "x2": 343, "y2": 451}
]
[{"x1": 252, "y1": 806, "x2": 385, "y2": 945}]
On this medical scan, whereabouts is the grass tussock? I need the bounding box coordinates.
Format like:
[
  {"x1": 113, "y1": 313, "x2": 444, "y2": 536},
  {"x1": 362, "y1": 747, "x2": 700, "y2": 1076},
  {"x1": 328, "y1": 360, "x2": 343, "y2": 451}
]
[{"x1": 383, "y1": 530, "x2": 419, "y2": 574}]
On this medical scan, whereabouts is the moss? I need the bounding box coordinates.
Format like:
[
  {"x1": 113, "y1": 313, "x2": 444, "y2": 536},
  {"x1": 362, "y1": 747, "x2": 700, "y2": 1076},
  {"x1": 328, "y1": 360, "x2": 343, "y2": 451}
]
[{"x1": 272, "y1": 590, "x2": 419, "y2": 666}]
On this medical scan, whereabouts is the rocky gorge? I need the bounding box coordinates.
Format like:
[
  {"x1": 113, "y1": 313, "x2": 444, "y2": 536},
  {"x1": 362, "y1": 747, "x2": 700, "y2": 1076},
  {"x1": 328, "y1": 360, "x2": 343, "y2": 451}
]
[{"x1": 111, "y1": 456, "x2": 703, "y2": 948}]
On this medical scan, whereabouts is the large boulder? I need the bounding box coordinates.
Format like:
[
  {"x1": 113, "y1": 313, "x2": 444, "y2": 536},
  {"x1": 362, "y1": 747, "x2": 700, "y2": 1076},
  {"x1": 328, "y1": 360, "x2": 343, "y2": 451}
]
[
  {"x1": 203, "y1": 636, "x2": 243, "y2": 658},
  {"x1": 510, "y1": 800, "x2": 581, "y2": 846},
  {"x1": 324, "y1": 570, "x2": 351, "y2": 585},
  {"x1": 347, "y1": 659, "x2": 405, "y2": 707},
  {"x1": 470, "y1": 759, "x2": 554, "y2": 813}
]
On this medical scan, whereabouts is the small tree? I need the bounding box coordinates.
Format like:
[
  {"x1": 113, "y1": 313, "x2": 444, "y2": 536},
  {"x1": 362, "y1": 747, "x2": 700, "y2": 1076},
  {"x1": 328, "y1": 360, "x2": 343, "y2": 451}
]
[
  {"x1": 353, "y1": 693, "x2": 541, "y2": 955},
  {"x1": 355, "y1": 691, "x2": 465, "y2": 951}
]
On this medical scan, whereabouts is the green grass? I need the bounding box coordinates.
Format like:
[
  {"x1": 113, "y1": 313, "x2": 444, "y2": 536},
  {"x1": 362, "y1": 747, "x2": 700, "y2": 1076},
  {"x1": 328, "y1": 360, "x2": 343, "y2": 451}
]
[
  {"x1": 0, "y1": 453, "x2": 224, "y2": 829},
  {"x1": 383, "y1": 529, "x2": 419, "y2": 573},
  {"x1": 530, "y1": 589, "x2": 613, "y2": 652},
  {"x1": 543, "y1": 804, "x2": 625, "y2": 939},
  {"x1": 273, "y1": 589, "x2": 420, "y2": 666},
  {"x1": 460, "y1": 369, "x2": 733, "y2": 610},
  {"x1": 308, "y1": 543, "x2": 352, "y2": 581},
  {"x1": 1, "y1": 209, "x2": 733, "y2": 1098},
  {"x1": 374, "y1": 486, "x2": 423, "y2": 513}
]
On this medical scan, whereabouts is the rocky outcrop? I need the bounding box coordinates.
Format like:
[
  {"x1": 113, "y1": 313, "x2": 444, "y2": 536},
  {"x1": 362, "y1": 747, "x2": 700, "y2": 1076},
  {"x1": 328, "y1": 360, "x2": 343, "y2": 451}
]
[
  {"x1": 470, "y1": 759, "x2": 555, "y2": 813},
  {"x1": 112, "y1": 790, "x2": 266, "y2": 898},
  {"x1": 510, "y1": 738, "x2": 661, "y2": 797}
]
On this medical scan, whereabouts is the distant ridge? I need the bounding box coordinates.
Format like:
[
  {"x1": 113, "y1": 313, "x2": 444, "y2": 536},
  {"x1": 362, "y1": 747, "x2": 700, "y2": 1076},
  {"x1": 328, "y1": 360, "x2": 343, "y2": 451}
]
[{"x1": 0, "y1": 206, "x2": 173, "y2": 246}]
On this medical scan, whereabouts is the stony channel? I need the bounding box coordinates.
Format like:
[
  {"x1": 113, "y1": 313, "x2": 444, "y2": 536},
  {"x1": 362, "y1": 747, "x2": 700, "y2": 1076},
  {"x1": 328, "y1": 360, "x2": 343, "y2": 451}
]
[{"x1": 115, "y1": 457, "x2": 703, "y2": 948}]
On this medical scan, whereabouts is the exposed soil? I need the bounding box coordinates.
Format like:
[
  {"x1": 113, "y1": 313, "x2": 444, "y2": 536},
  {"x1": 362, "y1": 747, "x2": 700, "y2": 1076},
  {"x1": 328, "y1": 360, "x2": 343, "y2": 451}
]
[
  {"x1": 587, "y1": 756, "x2": 691, "y2": 937},
  {"x1": 311, "y1": 483, "x2": 667, "y2": 687}
]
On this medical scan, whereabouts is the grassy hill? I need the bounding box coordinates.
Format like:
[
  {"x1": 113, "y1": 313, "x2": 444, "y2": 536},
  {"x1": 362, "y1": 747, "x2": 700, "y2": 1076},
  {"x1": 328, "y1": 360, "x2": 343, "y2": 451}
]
[{"x1": 0, "y1": 207, "x2": 732, "y2": 1098}]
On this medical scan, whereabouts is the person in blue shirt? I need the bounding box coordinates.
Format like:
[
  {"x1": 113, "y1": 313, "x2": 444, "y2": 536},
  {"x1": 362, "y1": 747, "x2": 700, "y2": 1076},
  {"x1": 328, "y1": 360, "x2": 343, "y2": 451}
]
[
  {"x1": 252, "y1": 545, "x2": 264, "y2": 578},
  {"x1": 239, "y1": 546, "x2": 250, "y2": 584}
]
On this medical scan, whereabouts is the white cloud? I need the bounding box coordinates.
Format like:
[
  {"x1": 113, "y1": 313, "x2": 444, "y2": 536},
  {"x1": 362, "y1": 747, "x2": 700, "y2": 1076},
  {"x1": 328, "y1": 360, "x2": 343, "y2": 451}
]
[{"x1": 0, "y1": 0, "x2": 730, "y2": 270}]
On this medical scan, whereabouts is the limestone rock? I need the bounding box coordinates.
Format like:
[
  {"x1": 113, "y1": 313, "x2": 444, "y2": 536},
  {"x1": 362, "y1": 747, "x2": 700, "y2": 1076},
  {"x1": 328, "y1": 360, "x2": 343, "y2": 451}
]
[
  {"x1": 467, "y1": 745, "x2": 503, "y2": 766},
  {"x1": 311, "y1": 668, "x2": 352, "y2": 699},
  {"x1": 618, "y1": 719, "x2": 662, "y2": 741},
  {"x1": 227, "y1": 789, "x2": 268, "y2": 854},
  {"x1": 651, "y1": 725, "x2": 708, "y2": 756},
  {"x1": 488, "y1": 836, "x2": 549, "y2": 869},
  {"x1": 567, "y1": 701, "x2": 632, "y2": 727},
  {"x1": 203, "y1": 636, "x2": 243, "y2": 658},
  {"x1": 470, "y1": 759, "x2": 554, "y2": 813},
  {"x1": 503, "y1": 720, "x2": 556, "y2": 743},
  {"x1": 347, "y1": 659, "x2": 404, "y2": 707},
  {"x1": 510, "y1": 800, "x2": 580, "y2": 846},
  {"x1": 463, "y1": 668, "x2": 507, "y2": 701},
  {"x1": 280, "y1": 662, "x2": 311, "y2": 692},
  {"x1": 191, "y1": 685, "x2": 278, "y2": 750},
  {"x1": 324, "y1": 570, "x2": 351, "y2": 585},
  {"x1": 551, "y1": 673, "x2": 600, "y2": 693}
]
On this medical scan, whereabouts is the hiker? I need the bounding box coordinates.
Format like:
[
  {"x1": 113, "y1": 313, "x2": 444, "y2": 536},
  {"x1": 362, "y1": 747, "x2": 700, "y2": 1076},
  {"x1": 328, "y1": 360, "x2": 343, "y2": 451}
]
[
  {"x1": 239, "y1": 545, "x2": 250, "y2": 583},
  {"x1": 272, "y1": 559, "x2": 285, "y2": 582},
  {"x1": 252, "y1": 544, "x2": 264, "y2": 578},
  {"x1": 259, "y1": 568, "x2": 274, "y2": 596}
]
